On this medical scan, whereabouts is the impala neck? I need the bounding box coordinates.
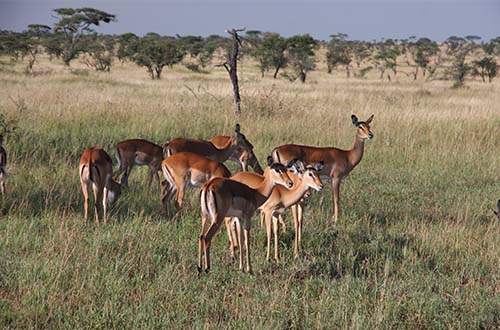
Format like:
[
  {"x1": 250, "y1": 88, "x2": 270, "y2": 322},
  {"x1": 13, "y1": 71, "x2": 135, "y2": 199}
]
[
  {"x1": 214, "y1": 136, "x2": 236, "y2": 160},
  {"x1": 280, "y1": 177, "x2": 309, "y2": 209},
  {"x1": 348, "y1": 133, "x2": 365, "y2": 168},
  {"x1": 255, "y1": 168, "x2": 276, "y2": 206}
]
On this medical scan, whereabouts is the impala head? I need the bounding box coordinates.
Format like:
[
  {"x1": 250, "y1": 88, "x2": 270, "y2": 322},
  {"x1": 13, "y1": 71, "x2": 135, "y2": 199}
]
[
  {"x1": 267, "y1": 156, "x2": 293, "y2": 189},
  {"x1": 303, "y1": 162, "x2": 324, "y2": 192},
  {"x1": 233, "y1": 123, "x2": 255, "y2": 153},
  {"x1": 352, "y1": 114, "x2": 374, "y2": 140},
  {"x1": 239, "y1": 149, "x2": 264, "y2": 175},
  {"x1": 107, "y1": 179, "x2": 122, "y2": 206}
]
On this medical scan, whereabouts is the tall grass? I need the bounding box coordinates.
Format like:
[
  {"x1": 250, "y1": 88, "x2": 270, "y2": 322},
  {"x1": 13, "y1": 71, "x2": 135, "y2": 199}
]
[{"x1": 1, "y1": 57, "x2": 500, "y2": 329}]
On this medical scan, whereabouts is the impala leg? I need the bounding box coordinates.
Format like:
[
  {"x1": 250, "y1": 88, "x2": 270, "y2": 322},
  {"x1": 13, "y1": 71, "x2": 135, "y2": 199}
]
[
  {"x1": 243, "y1": 219, "x2": 252, "y2": 273},
  {"x1": 103, "y1": 187, "x2": 109, "y2": 224},
  {"x1": 265, "y1": 211, "x2": 272, "y2": 261},
  {"x1": 279, "y1": 214, "x2": 286, "y2": 233},
  {"x1": 234, "y1": 218, "x2": 244, "y2": 271},
  {"x1": 292, "y1": 204, "x2": 299, "y2": 258},
  {"x1": 81, "y1": 179, "x2": 89, "y2": 224},
  {"x1": 224, "y1": 217, "x2": 235, "y2": 259},
  {"x1": 260, "y1": 211, "x2": 265, "y2": 229},
  {"x1": 0, "y1": 172, "x2": 5, "y2": 197},
  {"x1": 297, "y1": 203, "x2": 303, "y2": 257},
  {"x1": 272, "y1": 214, "x2": 279, "y2": 262},
  {"x1": 92, "y1": 184, "x2": 102, "y2": 224},
  {"x1": 147, "y1": 167, "x2": 154, "y2": 190},
  {"x1": 203, "y1": 213, "x2": 224, "y2": 273},
  {"x1": 198, "y1": 211, "x2": 211, "y2": 273},
  {"x1": 332, "y1": 177, "x2": 341, "y2": 224},
  {"x1": 174, "y1": 179, "x2": 185, "y2": 210}
]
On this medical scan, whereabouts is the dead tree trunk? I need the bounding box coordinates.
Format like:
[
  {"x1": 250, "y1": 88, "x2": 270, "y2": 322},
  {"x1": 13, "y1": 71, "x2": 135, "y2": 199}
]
[{"x1": 224, "y1": 28, "x2": 245, "y2": 116}]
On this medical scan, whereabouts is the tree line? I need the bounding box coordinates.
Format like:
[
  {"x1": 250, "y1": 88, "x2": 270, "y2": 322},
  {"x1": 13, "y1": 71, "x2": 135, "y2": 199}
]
[{"x1": 0, "y1": 7, "x2": 499, "y2": 86}]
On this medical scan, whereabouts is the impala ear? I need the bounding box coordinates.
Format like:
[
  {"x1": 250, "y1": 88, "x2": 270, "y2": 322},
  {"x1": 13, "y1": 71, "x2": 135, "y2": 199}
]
[
  {"x1": 351, "y1": 115, "x2": 359, "y2": 126},
  {"x1": 267, "y1": 156, "x2": 273, "y2": 166},
  {"x1": 285, "y1": 158, "x2": 297, "y2": 169},
  {"x1": 235, "y1": 123, "x2": 241, "y2": 134},
  {"x1": 366, "y1": 114, "x2": 374, "y2": 124},
  {"x1": 315, "y1": 161, "x2": 324, "y2": 172}
]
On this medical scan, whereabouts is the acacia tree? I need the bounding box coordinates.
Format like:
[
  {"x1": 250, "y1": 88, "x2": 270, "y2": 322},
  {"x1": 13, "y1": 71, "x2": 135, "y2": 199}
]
[
  {"x1": 81, "y1": 34, "x2": 115, "y2": 71},
  {"x1": 286, "y1": 34, "x2": 317, "y2": 83},
  {"x1": 326, "y1": 33, "x2": 352, "y2": 77},
  {"x1": 250, "y1": 32, "x2": 288, "y2": 78},
  {"x1": 127, "y1": 34, "x2": 185, "y2": 79},
  {"x1": 472, "y1": 57, "x2": 498, "y2": 83},
  {"x1": 374, "y1": 39, "x2": 401, "y2": 81},
  {"x1": 51, "y1": 7, "x2": 115, "y2": 66},
  {"x1": 408, "y1": 37, "x2": 438, "y2": 80},
  {"x1": 24, "y1": 24, "x2": 52, "y2": 72}
]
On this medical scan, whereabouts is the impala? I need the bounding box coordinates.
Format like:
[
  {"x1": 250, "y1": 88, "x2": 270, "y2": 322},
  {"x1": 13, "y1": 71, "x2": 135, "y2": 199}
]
[
  {"x1": 0, "y1": 135, "x2": 6, "y2": 197},
  {"x1": 114, "y1": 139, "x2": 163, "y2": 189},
  {"x1": 79, "y1": 147, "x2": 122, "y2": 224},
  {"x1": 161, "y1": 151, "x2": 231, "y2": 212},
  {"x1": 272, "y1": 114, "x2": 374, "y2": 223},
  {"x1": 229, "y1": 159, "x2": 304, "y2": 260},
  {"x1": 259, "y1": 162, "x2": 323, "y2": 261},
  {"x1": 208, "y1": 134, "x2": 263, "y2": 174},
  {"x1": 198, "y1": 157, "x2": 294, "y2": 273},
  {"x1": 163, "y1": 124, "x2": 253, "y2": 164}
]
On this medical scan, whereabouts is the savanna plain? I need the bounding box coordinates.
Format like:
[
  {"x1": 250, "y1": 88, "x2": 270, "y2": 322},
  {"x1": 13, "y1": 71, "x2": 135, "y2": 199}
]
[{"x1": 1, "y1": 56, "x2": 500, "y2": 329}]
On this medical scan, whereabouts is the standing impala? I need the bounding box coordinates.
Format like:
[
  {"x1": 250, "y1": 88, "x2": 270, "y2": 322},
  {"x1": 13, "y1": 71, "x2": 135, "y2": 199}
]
[
  {"x1": 208, "y1": 134, "x2": 263, "y2": 174},
  {"x1": 272, "y1": 114, "x2": 374, "y2": 223},
  {"x1": 163, "y1": 124, "x2": 253, "y2": 164},
  {"x1": 161, "y1": 151, "x2": 231, "y2": 212},
  {"x1": 198, "y1": 157, "x2": 293, "y2": 273},
  {"x1": 79, "y1": 147, "x2": 122, "y2": 224},
  {"x1": 0, "y1": 135, "x2": 6, "y2": 197},
  {"x1": 114, "y1": 139, "x2": 163, "y2": 189},
  {"x1": 259, "y1": 162, "x2": 323, "y2": 261},
  {"x1": 229, "y1": 159, "x2": 303, "y2": 260}
]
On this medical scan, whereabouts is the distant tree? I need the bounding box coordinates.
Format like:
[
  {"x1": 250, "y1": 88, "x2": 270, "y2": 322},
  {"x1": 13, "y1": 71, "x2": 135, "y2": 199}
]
[
  {"x1": 81, "y1": 34, "x2": 115, "y2": 71},
  {"x1": 326, "y1": 33, "x2": 352, "y2": 77},
  {"x1": 0, "y1": 30, "x2": 26, "y2": 61},
  {"x1": 127, "y1": 34, "x2": 185, "y2": 79},
  {"x1": 351, "y1": 41, "x2": 371, "y2": 68},
  {"x1": 51, "y1": 8, "x2": 116, "y2": 66},
  {"x1": 251, "y1": 32, "x2": 288, "y2": 78},
  {"x1": 286, "y1": 34, "x2": 317, "y2": 83},
  {"x1": 448, "y1": 51, "x2": 471, "y2": 87},
  {"x1": 117, "y1": 33, "x2": 138, "y2": 62},
  {"x1": 23, "y1": 24, "x2": 52, "y2": 72},
  {"x1": 410, "y1": 38, "x2": 439, "y2": 80},
  {"x1": 445, "y1": 36, "x2": 466, "y2": 52},
  {"x1": 472, "y1": 57, "x2": 498, "y2": 83},
  {"x1": 374, "y1": 40, "x2": 401, "y2": 81},
  {"x1": 176, "y1": 35, "x2": 218, "y2": 71}
]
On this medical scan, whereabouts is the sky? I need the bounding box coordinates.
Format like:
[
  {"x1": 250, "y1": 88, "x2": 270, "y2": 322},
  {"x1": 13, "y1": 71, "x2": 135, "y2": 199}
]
[{"x1": 0, "y1": 0, "x2": 498, "y2": 41}]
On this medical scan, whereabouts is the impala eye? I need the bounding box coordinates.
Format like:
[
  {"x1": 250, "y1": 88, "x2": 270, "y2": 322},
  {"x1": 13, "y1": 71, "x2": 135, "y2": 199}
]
[{"x1": 308, "y1": 172, "x2": 313, "y2": 177}]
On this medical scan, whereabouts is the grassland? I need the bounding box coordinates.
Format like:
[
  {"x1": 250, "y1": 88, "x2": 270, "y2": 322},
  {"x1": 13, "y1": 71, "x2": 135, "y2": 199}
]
[{"x1": 1, "y1": 56, "x2": 500, "y2": 329}]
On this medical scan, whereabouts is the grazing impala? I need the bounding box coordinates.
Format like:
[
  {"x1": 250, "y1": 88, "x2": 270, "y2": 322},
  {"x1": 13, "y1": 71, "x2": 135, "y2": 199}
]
[
  {"x1": 272, "y1": 114, "x2": 374, "y2": 223},
  {"x1": 161, "y1": 152, "x2": 231, "y2": 212},
  {"x1": 259, "y1": 162, "x2": 323, "y2": 261},
  {"x1": 79, "y1": 147, "x2": 122, "y2": 224},
  {"x1": 114, "y1": 139, "x2": 163, "y2": 189},
  {"x1": 163, "y1": 124, "x2": 253, "y2": 164},
  {"x1": 198, "y1": 157, "x2": 293, "y2": 273},
  {"x1": 208, "y1": 134, "x2": 264, "y2": 174},
  {"x1": 0, "y1": 135, "x2": 6, "y2": 197}
]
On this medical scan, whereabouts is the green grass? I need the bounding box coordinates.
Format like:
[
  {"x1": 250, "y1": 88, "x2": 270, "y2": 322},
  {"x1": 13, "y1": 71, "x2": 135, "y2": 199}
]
[{"x1": 1, "y1": 57, "x2": 500, "y2": 329}]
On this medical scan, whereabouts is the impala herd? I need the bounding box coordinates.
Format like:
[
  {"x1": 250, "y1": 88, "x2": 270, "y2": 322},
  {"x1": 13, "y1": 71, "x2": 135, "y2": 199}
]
[{"x1": 0, "y1": 114, "x2": 376, "y2": 274}]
